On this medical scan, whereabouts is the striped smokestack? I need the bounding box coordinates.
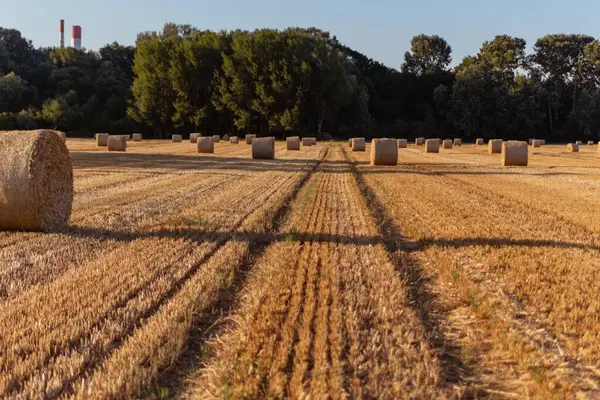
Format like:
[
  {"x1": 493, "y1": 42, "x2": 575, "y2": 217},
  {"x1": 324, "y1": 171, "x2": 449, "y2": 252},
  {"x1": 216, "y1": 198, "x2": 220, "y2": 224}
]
[
  {"x1": 71, "y1": 25, "x2": 82, "y2": 50},
  {"x1": 59, "y1": 19, "x2": 65, "y2": 48}
]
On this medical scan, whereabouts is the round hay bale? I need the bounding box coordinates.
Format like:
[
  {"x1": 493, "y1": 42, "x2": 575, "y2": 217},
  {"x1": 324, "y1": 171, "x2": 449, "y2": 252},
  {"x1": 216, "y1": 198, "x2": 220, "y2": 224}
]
[
  {"x1": 108, "y1": 135, "x2": 126, "y2": 152},
  {"x1": 223, "y1": 134, "x2": 230, "y2": 141},
  {"x1": 475, "y1": 138, "x2": 484, "y2": 145},
  {"x1": 132, "y1": 133, "x2": 142, "y2": 142},
  {"x1": 0, "y1": 130, "x2": 73, "y2": 231},
  {"x1": 425, "y1": 139, "x2": 440, "y2": 153},
  {"x1": 531, "y1": 139, "x2": 542, "y2": 148},
  {"x1": 245, "y1": 134, "x2": 256, "y2": 144},
  {"x1": 576, "y1": 141, "x2": 583, "y2": 145},
  {"x1": 172, "y1": 134, "x2": 182, "y2": 142},
  {"x1": 567, "y1": 143, "x2": 579, "y2": 152},
  {"x1": 197, "y1": 137, "x2": 214, "y2": 153},
  {"x1": 370, "y1": 138, "x2": 398, "y2": 166},
  {"x1": 230, "y1": 136, "x2": 239, "y2": 144},
  {"x1": 286, "y1": 136, "x2": 300, "y2": 150},
  {"x1": 397, "y1": 139, "x2": 408, "y2": 148},
  {"x1": 252, "y1": 137, "x2": 275, "y2": 159},
  {"x1": 502, "y1": 141, "x2": 528, "y2": 166},
  {"x1": 443, "y1": 139, "x2": 453, "y2": 149},
  {"x1": 53, "y1": 131, "x2": 67, "y2": 142},
  {"x1": 348, "y1": 139, "x2": 352, "y2": 147},
  {"x1": 311, "y1": 137, "x2": 317, "y2": 145},
  {"x1": 190, "y1": 133, "x2": 200, "y2": 143},
  {"x1": 302, "y1": 137, "x2": 312, "y2": 147},
  {"x1": 352, "y1": 138, "x2": 366, "y2": 152},
  {"x1": 488, "y1": 139, "x2": 503, "y2": 154},
  {"x1": 588, "y1": 140, "x2": 594, "y2": 145},
  {"x1": 213, "y1": 135, "x2": 221, "y2": 143},
  {"x1": 454, "y1": 138, "x2": 462, "y2": 146},
  {"x1": 415, "y1": 137, "x2": 425, "y2": 145},
  {"x1": 540, "y1": 139, "x2": 546, "y2": 145},
  {"x1": 96, "y1": 133, "x2": 109, "y2": 147},
  {"x1": 528, "y1": 139, "x2": 534, "y2": 145}
]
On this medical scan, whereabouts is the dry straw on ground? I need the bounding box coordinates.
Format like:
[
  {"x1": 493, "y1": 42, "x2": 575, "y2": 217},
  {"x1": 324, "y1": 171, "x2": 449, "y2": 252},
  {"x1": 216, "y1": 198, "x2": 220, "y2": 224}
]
[
  {"x1": 568, "y1": 143, "x2": 579, "y2": 152},
  {"x1": 230, "y1": 136, "x2": 239, "y2": 144},
  {"x1": 0, "y1": 130, "x2": 73, "y2": 231},
  {"x1": 189, "y1": 133, "x2": 200, "y2": 143},
  {"x1": 302, "y1": 137, "x2": 312, "y2": 147},
  {"x1": 454, "y1": 138, "x2": 462, "y2": 146},
  {"x1": 95, "y1": 133, "x2": 109, "y2": 147},
  {"x1": 252, "y1": 137, "x2": 275, "y2": 159},
  {"x1": 172, "y1": 134, "x2": 182, "y2": 142},
  {"x1": 286, "y1": 136, "x2": 300, "y2": 150},
  {"x1": 352, "y1": 137, "x2": 366, "y2": 151},
  {"x1": 245, "y1": 134, "x2": 256, "y2": 144},
  {"x1": 532, "y1": 139, "x2": 542, "y2": 148},
  {"x1": 108, "y1": 136, "x2": 126, "y2": 152},
  {"x1": 443, "y1": 139, "x2": 453, "y2": 149},
  {"x1": 212, "y1": 135, "x2": 220, "y2": 143},
  {"x1": 398, "y1": 138, "x2": 408, "y2": 148},
  {"x1": 502, "y1": 140, "x2": 528, "y2": 166},
  {"x1": 370, "y1": 138, "x2": 398, "y2": 165},
  {"x1": 425, "y1": 138, "x2": 440, "y2": 153},
  {"x1": 488, "y1": 139, "x2": 503, "y2": 154},
  {"x1": 197, "y1": 137, "x2": 214, "y2": 153},
  {"x1": 415, "y1": 137, "x2": 425, "y2": 145},
  {"x1": 476, "y1": 138, "x2": 484, "y2": 145},
  {"x1": 132, "y1": 133, "x2": 142, "y2": 142}
]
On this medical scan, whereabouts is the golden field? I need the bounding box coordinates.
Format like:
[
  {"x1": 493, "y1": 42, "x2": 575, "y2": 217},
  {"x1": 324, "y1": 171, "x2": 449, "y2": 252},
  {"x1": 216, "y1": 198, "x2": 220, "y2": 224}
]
[{"x1": 1, "y1": 139, "x2": 600, "y2": 399}]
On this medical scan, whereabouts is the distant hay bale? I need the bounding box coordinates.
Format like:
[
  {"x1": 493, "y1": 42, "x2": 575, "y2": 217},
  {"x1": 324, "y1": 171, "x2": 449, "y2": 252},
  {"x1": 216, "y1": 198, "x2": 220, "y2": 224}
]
[
  {"x1": 287, "y1": 136, "x2": 300, "y2": 150},
  {"x1": 172, "y1": 134, "x2": 182, "y2": 142},
  {"x1": 190, "y1": 133, "x2": 200, "y2": 143},
  {"x1": 531, "y1": 139, "x2": 542, "y2": 148},
  {"x1": 540, "y1": 139, "x2": 546, "y2": 145},
  {"x1": 567, "y1": 143, "x2": 579, "y2": 152},
  {"x1": 528, "y1": 139, "x2": 534, "y2": 145},
  {"x1": 132, "y1": 133, "x2": 142, "y2": 142},
  {"x1": 443, "y1": 139, "x2": 453, "y2": 149},
  {"x1": 425, "y1": 139, "x2": 440, "y2": 153},
  {"x1": 197, "y1": 137, "x2": 214, "y2": 153},
  {"x1": 415, "y1": 137, "x2": 425, "y2": 145},
  {"x1": 488, "y1": 139, "x2": 503, "y2": 154},
  {"x1": 223, "y1": 134, "x2": 230, "y2": 141},
  {"x1": 213, "y1": 135, "x2": 220, "y2": 143},
  {"x1": 245, "y1": 134, "x2": 256, "y2": 144},
  {"x1": 454, "y1": 138, "x2": 462, "y2": 146},
  {"x1": 348, "y1": 139, "x2": 352, "y2": 147},
  {"x1": 96, "y1": 133, "x2": 109, "y2": 147},
  {"x1": 108, "y1": 135, "x2": 126, "y2": 152},
  {"x1": 252, "y1": 137, "x2": 275, "y2": 159},
  {"x1": 302, "y1": 137, "x2": 312, "y2": 147},
  {"x1": 311, "y1": 137, "x2": 317, "y2": 145},
  {"x1": 501, "y1": 141, "x2": 528, "y2": 166},
  {"x1": 397, "y1": 139, "x2": 408, "y2": 148},
  {"x1": 370, "y1": 138, "x2": 398, "y2": 166},
  {"x1": 576, "y1": 141, "x2": 583, "y2": 145},
  {"x1": 230, "y1": 136, "x2": 239, "y2": 144},
  {"x1": 352, "y1": 138, "x2": 366, "y2": 151},
  {"x1": 124, "y1": 135, "x2": 131, "y2": 142},
  {"x1": 0, "y1": 130, "x2": 73, "y2": 231},
  {"x1": 588, "y1": 140, "x2": 594, "y2": 145},
  {"x1": 476, "y1": 138, "x2": 484, "y2": 145}
]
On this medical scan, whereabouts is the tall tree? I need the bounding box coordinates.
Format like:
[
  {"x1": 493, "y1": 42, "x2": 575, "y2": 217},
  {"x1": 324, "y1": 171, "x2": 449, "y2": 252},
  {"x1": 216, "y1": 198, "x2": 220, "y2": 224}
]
[{"x1": 401, "y1": 34, "x2": 452, "y2": 75}]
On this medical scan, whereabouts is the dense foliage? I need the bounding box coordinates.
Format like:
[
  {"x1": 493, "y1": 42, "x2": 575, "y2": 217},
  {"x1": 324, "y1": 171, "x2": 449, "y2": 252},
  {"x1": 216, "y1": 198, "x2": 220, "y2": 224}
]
[{"x1": 2, "y1": 23, "x2": 600, "y2": 141}]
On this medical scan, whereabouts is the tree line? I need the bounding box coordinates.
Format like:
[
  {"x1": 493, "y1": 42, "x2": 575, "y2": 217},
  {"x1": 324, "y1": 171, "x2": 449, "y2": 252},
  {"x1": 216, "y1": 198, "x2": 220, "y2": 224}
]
[{"x1": 2, "y1": 23, "x2": 600, "y2": 141}]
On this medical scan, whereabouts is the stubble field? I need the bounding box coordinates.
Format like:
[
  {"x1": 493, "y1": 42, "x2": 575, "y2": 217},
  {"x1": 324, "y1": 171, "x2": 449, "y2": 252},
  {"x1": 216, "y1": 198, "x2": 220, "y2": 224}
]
[{"x1": 1, "y1": 138, "x2": 600, "y2": 399}]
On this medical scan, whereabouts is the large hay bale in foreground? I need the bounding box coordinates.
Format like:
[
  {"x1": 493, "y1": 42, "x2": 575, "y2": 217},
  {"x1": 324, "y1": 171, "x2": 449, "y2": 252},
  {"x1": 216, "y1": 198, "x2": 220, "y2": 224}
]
[
  {"x1": 223, "y1": 134, "x2": 230, "y2": 141},
  {"x1": 252, "y1": 137, "x2": 275, "y2": 159},
  {"x1": 576, "y1": 141, "x2": 583, "y2": 145},
  {"x1": 415, "y1": 137, "x2": 425, "y2": 145},
  {"x1": 96, "y1": 133, "x2": 109, "y2": 147},
  {"x1": 108, "y1": 135, "x2": 126, "y2": 152},
  {"x1": 398, "y1": 139, "x2": 408, "y2": 148},
  {"x1": 287, "y1": 136, "x2": 300, "y2": 150},
  {"x1": 0, "y1": 130, "x2": 73, "y2": 231},
  {"x1": 476, "y1": 138, "x2": 484, "y2": 145},
  {"x1": 567, "y1": 143, "x2": 579, "y2": 152},
  {"x1": 212, "y1": 135, "x2": 220, "y2": 143},
  {"x1": 132, "y1": 133, "x2": 142, "y2": 142},
  {"x1": 488, "y1": 139, "x2": 503, "y2": 154},
  {"x1": 197, "y1": 137, "x2": 214, "y2": 153},
  {"x1": 352, "y1": 138, "x2": 366, "y2": 151},
  {"x1": 190, "y1": 133, "x2": 200, "y2": 143},
  {"x1": 425, "y1": 139, "x2": 440, "y2": 153},
  {"x1": 172, "y1": 134, "x2": 182, "y2": 142},
  {"x1": 245, "y1": 134, "x2": 256, "y2": 144},
  {"x1": 370, "y1": 138, "x2": 398, "y2": 166},
  {"x1": 230, "y1": 136, "x2": 239, "y2": 144},
  {"x1": 443, "y1": 139, "x2": 453, "y2": 149},
  {"x1": 302, "y1": 137, "x2": 312, "y2": 147},
  {"x1": 501, "y1": 141, "x2": 528, "y2": 166},
  {"x1": 532, "y1": 139, "x2": 542, "y2": 148},
  {"x1": 454, "y1": 138, "x2": 462, "y2": 146}
]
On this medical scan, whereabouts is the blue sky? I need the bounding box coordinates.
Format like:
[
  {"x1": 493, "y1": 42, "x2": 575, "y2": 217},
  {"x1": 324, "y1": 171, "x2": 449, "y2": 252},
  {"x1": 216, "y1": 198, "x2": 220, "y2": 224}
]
[{"x1": 1, "y1": 0, "x2": 599, "y2": 69}]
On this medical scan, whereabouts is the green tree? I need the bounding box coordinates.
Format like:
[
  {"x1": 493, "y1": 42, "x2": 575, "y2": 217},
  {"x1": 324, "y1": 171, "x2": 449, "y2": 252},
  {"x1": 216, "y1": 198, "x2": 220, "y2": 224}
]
[{"x1": 401, "y1": 35, "x2": 452, "y2": 75}]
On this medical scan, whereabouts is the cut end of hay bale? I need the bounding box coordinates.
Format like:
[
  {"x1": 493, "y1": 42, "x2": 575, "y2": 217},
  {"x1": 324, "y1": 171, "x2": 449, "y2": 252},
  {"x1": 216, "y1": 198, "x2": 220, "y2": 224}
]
[
  {"x1": 230, "y1": 136, "x2": 239, "y2": 144},
  {"x1": 245, "y1": 134, "x2": 256, "y2": 144},
  {"x1": 502, "y1": 140, "x2": 528, "y2": 166},
  {"x1": 190, "y1": 133, "x2": 200, "y2": 143},
  {"x1": 108, "y1": 135, "x2": 126, "y2": 152},
  {"x1": 352, "y1": 138, "x2": 366, "y2": 152},
  {"x1": 415, "y1": 137, "x2": 425, "y2": 145},
  {"x1": 370, "y1": 138, "x2": 398, "y2": 166},
  {"x1": 531, "y1": 139, "x2": 542, "y2": 148},
  {"x1": 197, "y1": 137, "x2": 214, "y2": 153},
  {"x1": 488, "y1": 139, "x2": 503, "y2": 154},
  {"x1": 443, "y1": 139, "x2": 453, "y2": 149},
  {"x1": 454, "y1": 138, "x2": 462, "y2": 146},
  {"x1": 0, "y1": 130, "x2": 73, "y2": 231},
  {"x1": 95, "y1": 133, "x2": 109, "y2": 147},
  {"x1": 302, "y1": 137, "x2": 312, "y2": 147},
  {"x1": 425, "y1": 139, "x2": 440, "y2": 153},
  {"x1": 475, "y1": 138, "x2": 484, "y2": 145},
  {"x1": 397, "y1": 139, "x2": 408, "y2": 148},
  {"x1": 252, "y1": 137, "x2": 275, "y2": 159},
  {"x1": 567, "y1": 143, "x2": 579, "y2": 152},
  {"x1": 132, "y1": 133, "x2": 142, "y2": 142},
  {"x1": 286, "y1": 136, "x2": 300, "y2": 150},
  {"x1": 172, "y1": 134, "x2": 182, "y2": 142}
]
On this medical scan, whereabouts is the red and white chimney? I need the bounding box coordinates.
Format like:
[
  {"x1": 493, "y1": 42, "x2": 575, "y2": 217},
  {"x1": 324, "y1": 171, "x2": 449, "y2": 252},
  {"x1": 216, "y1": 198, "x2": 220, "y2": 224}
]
[
  {"x1": 59, "y1": 19, "x2": 65, "y2": 48},
  {"x1": 71, "y1": 25, "x2": 82, "y2": 50}
]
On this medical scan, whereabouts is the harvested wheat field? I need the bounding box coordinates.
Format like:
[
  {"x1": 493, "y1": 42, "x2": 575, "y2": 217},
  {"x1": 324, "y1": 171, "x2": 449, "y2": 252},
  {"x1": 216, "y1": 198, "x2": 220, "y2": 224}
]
[{"x1": 2, "y1": 138, "x2": 600, "y2": 399}]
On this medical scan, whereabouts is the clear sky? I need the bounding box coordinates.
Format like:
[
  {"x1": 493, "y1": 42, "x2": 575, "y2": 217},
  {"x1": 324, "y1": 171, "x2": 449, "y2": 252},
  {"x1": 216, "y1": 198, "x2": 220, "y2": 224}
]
[{"x1": 1, "y1": 0, "x2": 599, "y2": 69}]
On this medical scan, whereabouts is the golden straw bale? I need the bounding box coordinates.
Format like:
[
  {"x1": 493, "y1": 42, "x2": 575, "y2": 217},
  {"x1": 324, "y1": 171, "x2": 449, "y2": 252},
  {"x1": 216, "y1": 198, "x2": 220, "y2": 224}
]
[
  {"x1": 501, "y1": 141, "x2": 528, "y2": 166},
  {"x1": 352, "y1": 138, "x2": 366, "y2": 151},
  {"x1": 245, "y1": 134, "x2": 256, "y2": 144},
  {"x1": 197, "y1": 137, "x2": 214, "y2": 153},
  {"x1": 567, "y1": 143, "x2": 579, "y2": 152},
  {"x1": 425, "y1": 139, "x2": 440, "y2": 153},
  {"x1": 415, "y1": 137, "x2": 425, "y2": 145},
  {"x1": 230, "y1": 136, "x2": 239, "y2": 144},
  {"x1": 302, "y1": 137, "x2": 312, "y2": 147},
  {"x1": 540, "y1": 139, "x2": 546, "y2": 145},
  {"x1": 172, "y1": 134, "x2": 182, "y2": 142},
  {"x1": 576, "y1": 141, "x2": 583, "y2": 145},
  {"x1": 588, "y1": 141, "x2": 594, "y2": 145},
  {"x1": 348, "y1": 139, "x2": 352, "y2": 147},
  {"x1": 132, "y1": 133, "x2": 142, "y2": 142},
  {"x1": 53, "y1": 131, "x2": 66, "y2": 142},
  {"x1": 532, "y1": 139, "x2": 542, "y2": 148},
  {"x1": 286, "y1": 136, "x2": 300, "y2": 150},
  {"x1": 212, "y1": 135, "x2": 220, "y2": 143},
  {"x1": 454, "y1": 138, "x2": 462, "y2": 146},
  {"x1": 476, "y1": 138, "x2": 484, "y2": 145},
  {"x1": 190, "y1": 133, "x2": 200, "y2": 143},
  {"x1": 108, "y1": 135, "x2": 126, "y2": 152},
  {"x1": 370, "y1": 138, "x2": 398, "y2": 166},
  {"x1": 311, "y1": 137, "x2": 317, "y2": 145},
  {"x1": 96, "y1": 133, "x2": 109, "y2": 147},
  {"x1": 397, "y1": 139, "x2": 408, "y2": 148},
  {"x1": 0, "y1": 130, "x2": 73, "y2": 231},
  {"x1": 443, "y1": 139, "x2": 453, "y2": 149},
  {"x1": 223, "y1": 134, "x2": 230, "y2": 141},
  {"x1": 488, "y1": 139, "x2": 503, "y2": 154},
  {"x1": 252, "y1": 137, "x2": 275, "y2": 159}
]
